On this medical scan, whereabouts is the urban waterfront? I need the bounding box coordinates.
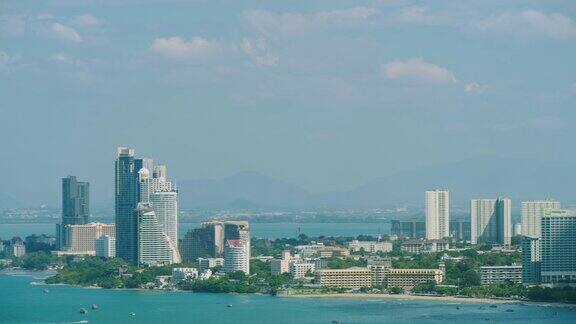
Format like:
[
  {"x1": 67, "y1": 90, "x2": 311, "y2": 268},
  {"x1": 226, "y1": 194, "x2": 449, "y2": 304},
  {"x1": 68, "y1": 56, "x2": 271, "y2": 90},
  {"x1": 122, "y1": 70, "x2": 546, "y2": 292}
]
[
  {"x1": 0, "y1": 222, "x2": 391, "y2": 241},
  {"x1": 1, "y1": 274, "x2": 575, "y2": 324}
]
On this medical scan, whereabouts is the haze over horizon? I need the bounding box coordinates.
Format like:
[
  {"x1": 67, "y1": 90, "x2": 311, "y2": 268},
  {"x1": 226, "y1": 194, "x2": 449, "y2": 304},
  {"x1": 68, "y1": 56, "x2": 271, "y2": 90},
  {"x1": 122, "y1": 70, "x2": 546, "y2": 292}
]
[{"x1": 2, "y1": 0, "x2": 575, "y2": 207}]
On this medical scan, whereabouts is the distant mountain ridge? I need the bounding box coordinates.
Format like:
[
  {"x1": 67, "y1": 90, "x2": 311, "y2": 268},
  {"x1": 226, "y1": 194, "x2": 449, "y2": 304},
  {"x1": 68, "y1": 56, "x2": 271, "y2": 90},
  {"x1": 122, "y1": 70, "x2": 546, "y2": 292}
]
[{"x1": 178, "y1": 156, "x2": 576, "y2": 208}]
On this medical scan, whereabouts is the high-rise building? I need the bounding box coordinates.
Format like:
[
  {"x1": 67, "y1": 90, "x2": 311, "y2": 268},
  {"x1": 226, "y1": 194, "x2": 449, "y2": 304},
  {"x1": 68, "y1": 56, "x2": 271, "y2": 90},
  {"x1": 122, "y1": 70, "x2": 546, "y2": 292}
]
[
  {"x1": 521, "y1": 200, "x2": 561, "y2": 239},
  {"x1": 115, "y1": 147, "x2": 143, "y2": 264},
  {"x1": 470, "y1": 198, "x2": 512, "y2": 246},
  {"x1": 180, "y1": 221, "x2": 250, "y2": 262},
  {"x1": 522, "y1": 236, "x2": 540, "y2": 284},
  {"x1": 136, "y1": 203, "x2": 179, "y2": 266},
  {"x1": 58, "y1": 176, "x2": 90, "y2": 249},
  {"x1": 223, "y1": 239, "x2": 249, "y2": 275},
  {"x1": 449, "y1": 219, "x2": 471, "y2": 241},
  {"x1": 425, "y1": 189, "x2": 449, "y2": 240},
  {"x1": 541, "y1": 209, "x2": 576, "y2": 285},
  {"x1": 139, "y1": 165, "x2": 180, "y2": 263},
  {"x1": 95, "y1": 235, "x2": 116, "y2": 258}
]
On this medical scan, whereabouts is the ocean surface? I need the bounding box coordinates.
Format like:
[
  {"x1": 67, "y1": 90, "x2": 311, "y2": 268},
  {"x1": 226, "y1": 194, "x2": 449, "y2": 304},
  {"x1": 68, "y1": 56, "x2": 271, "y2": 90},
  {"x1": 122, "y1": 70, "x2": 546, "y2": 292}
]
[
  {"x1": 0, "y1": 222, "x2": 391, "y2": 240},
  {"x1": 1, "y1": 273, "x2": 575, "y2": 324}
]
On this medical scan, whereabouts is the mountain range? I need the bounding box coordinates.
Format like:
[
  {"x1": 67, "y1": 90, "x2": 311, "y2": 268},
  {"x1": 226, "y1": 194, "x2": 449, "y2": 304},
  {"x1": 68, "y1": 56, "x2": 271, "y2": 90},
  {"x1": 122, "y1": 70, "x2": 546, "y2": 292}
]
[{"x1": 2, "y1": 156, "x2": 574, "y2": 210}]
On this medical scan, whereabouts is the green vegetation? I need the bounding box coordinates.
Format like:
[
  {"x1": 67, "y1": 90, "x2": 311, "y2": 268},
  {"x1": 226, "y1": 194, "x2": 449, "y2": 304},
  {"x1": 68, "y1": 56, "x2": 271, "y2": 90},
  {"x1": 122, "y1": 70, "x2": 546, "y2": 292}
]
[
  {"x1": 325, "y1": 257, "x2": 366, "y2": 269},
  {"x1": 9, "y1": 252, "x2": 63, "y2": 270}
]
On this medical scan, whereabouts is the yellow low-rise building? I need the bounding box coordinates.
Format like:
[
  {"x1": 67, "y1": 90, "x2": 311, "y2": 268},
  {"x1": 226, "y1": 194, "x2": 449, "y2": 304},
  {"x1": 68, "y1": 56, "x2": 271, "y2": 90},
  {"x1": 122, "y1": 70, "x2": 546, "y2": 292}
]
[
  {"x1": 315, "y1": 267, "x2": 372, "y2": 288},
  {"x1": 385, "y1": 268, "x2": 443, "y2": 290}
]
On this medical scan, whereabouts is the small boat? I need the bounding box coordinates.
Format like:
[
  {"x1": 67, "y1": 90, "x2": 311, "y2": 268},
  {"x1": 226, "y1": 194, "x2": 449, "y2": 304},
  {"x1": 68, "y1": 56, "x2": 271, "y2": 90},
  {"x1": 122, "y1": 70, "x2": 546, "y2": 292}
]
[
  {"x1": 505, "y1": 309, "x2": 514, "y2": 313},
  {"x1": 489, "y1": 305, "x2": 497, "y2": 308},
  {"x1": 91, "y1": 304, "x2": 98, "y2": 310},
  {"x1": 331, "y1": 321, "x2": 340, "y2": 324},
  {"x1": 227, "y1": 304, "x2": 233, "y2": 308},
  {"x1": 43, "y1": 289, "x2": 49, "y2": 294},
  {"x1": 456, "y1": 306, "x2": 460, "y2": 310},
  {"x1": 79, "y1": 308, "x2": 87, "y2": 314},
  {"x1": 130, "y1": 312, "x2": 136, "y2": 316}
]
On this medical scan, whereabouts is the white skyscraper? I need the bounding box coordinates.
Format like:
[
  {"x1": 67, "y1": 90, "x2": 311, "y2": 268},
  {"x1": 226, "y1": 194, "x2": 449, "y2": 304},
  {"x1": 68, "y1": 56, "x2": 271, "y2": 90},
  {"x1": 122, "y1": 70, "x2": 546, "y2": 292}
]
[
  {"x1": 521, "y1": 200, "x2": 561, "y2": 239},
  {"x1": 425, "y1": 189, "x2": 449, "y2": 240},
  {"x1": 138, "y1": 164, "x2": 180, "y2": 264},
  {"x1": 136, "y1": 203, "x2": 178, "y2": 266},
  {"x1": 470, "y1": 198, "x2": 512, "y2": 246}
]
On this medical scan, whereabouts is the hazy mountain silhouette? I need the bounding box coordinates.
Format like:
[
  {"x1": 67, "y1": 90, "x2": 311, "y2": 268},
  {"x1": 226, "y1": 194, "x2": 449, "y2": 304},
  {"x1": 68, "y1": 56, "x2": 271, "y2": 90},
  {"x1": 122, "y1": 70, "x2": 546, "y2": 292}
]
[
  {"x1": 0, "y1": 192, "x2": 23, "y2": 209},
  {"x1": 178, "y1": 157, "x2": 576, "y2": 208}
]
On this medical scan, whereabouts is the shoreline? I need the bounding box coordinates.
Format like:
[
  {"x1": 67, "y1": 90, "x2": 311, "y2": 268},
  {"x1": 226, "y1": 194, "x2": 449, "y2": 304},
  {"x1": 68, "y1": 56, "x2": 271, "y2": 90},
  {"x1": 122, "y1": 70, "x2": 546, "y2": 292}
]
[{"x1": 281, "y1": 293, "x2": 576, "y2": 308}]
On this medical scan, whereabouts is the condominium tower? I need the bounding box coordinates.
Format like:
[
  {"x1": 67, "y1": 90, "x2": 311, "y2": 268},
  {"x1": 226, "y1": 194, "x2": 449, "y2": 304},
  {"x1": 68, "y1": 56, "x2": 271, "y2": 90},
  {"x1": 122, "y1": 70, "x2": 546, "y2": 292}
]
[
  {"x1": 470, "y1": 198, "x2": 512, "y2": 246},
  {"x1": 58, "y1": 176, "x2": 90, "y2": 248},
  {"x1": 181, "y1": 221, "x2": 250, "y2": 262},
  {"x1": 425, "y1": 190, "x2": 450, "y2": 240},
  {"x1": 541, "y1": 209, "x2": 576, "y2": 285},
  {"x1": 521, "y1": 200, "x2": 561, "y2": 239}
]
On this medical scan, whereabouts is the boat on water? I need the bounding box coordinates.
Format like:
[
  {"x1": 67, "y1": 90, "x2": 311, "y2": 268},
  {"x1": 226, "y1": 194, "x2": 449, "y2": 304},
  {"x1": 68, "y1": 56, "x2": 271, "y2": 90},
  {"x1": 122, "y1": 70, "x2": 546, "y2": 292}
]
[
  {"x1": 227, "y1": 304, "x2": 232, "y2": 308},
  {"x1": 505, "y1": 309, "x2": 514, "y2": 312},
  {"x1": 489, "y1": 305, "x2": 497, "y2": 308},
  {"x1": 91, "y1": 304, "x2": 98, "y2": 310},
  {"x1": 79, "y1": 308, "x2": 87, "y2": 314},
  {"x1": 130, "y1": 312, "x2": 136, "y2": 316},
  {"x1": 43, "y1": 289, "x2": 49, "y2": 294}
]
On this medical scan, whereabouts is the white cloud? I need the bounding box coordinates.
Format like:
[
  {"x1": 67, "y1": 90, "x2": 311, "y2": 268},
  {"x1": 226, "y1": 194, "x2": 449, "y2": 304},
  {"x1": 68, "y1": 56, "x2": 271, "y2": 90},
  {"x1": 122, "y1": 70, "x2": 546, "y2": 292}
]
[
  {"x1": 151, "y1": 36, "x2": 221, "y2": 59},
  {"x1": 51, "y1": 23, "x2": 82, "y2": 42},
  {"x1": 74, "y1": 14, "x2": 102, "y2": 27},
  {"x1": 240, "y1": 38, "x2": 278, "y2": 67},
  {"x1": 243, "y1": 7, "x2": 379, "y2": 36},
  {"x1": 382, "y1": 58, "x2": 456, "y2": 84},
  {"x1": 465, "y1": 82, "x2": 486, "y2": 93},
  {"x1": 475, "y1": 10, "x2": 576, "y2": 39},
  {"x1": 394, "y1": 6, "x2": 450, "y2": 26}
]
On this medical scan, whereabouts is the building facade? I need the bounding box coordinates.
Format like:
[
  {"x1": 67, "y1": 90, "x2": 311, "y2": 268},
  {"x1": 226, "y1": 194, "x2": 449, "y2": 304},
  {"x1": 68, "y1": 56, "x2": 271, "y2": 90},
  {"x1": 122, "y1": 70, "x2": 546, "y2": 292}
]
[
  {"x1": 59, "y1": 176, "x2": 90, "y2": 249},
  {"x1": 315, "y1": 268, "x2": 372, "y2": 288},
  {"x1": 180, "y1": 221, "x2": 249, "y2": 263},
  {"x1": 401, "y1": 239, "x2": 449, "y2": 254},
  {"x1": 95, "y1": 235, "x2": 116, "y2": 258},
  {"x1": 449, "y1": 219, "x2": 471, "y2": 241},
  {"x1": 223, "y1": 239, "x2": 249, "y2": 275},
  {"x1": 385, "y1": 268, "x2": 444, "y2": 291},
  {"x1": 521, "y1": 200, "x2": 561, "y2": 239},
  {"x1": 64, "y1": 222, "x2": 115, "y2": 253},
  {"x1": 197, "y1": 257, "x2": 224, "y2": 272},
  {"x1": 347, "y1": 240, "x2": 393, "y2": 253},
  {"x1": 522, "y1": 236, "x2": 540, "y2": 284},
  {"x1": 425, "y1": 190, "x2": 450, "y2": 240},
  {"x1": 480, "y1": 265, "x2": 522, "y2": 285},
  {"x1": 270, "y1": 251, "x2": 291, "y2": 276},
  {"x1": 470, "y1": 198, "x2": 512, "y2": 246},
  {"x1": 541, "y1": 209, "x2": 576, "y2": 285}
]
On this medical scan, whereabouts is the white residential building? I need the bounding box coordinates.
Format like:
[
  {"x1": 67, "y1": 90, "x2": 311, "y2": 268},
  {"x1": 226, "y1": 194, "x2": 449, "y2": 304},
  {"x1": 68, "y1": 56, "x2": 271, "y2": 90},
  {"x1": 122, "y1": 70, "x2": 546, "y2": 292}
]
[
  {"x1": 347, "y1": 240, "x2": 393, "y2": 253},
  {"x1": 137, "y1": 203, "x2": 178, "y2": 266},
  {"x1": 197, "y1": 257, "x2": 224, "y2": 272},
  {"x1": 470, "y1": 198, "x2": 512, "y2": 246},
  {"x1": 480, "y1": 265, "x2": 522, "y2": 285},
  {"x1": 224, "y1": 239, "x2": 250, "y2": 275},
  {"x1": 95, "y1": 235, "x2": 116, "y2": 258},
  {"x1": 290, "y1": 261, "x2": 315, "y2": 279},
  {"x1": 425, "y1": 189, "x2": 450, "y2": 240},
  {"x1": 270, "y1": 251, "x2": 291, "y2": 276},
  {"x1": 171, "y1": 267, "x2": 198, "y2": 284},
  {"x1": 521, "y1": 200, "x2": 561, "y2": 239}
]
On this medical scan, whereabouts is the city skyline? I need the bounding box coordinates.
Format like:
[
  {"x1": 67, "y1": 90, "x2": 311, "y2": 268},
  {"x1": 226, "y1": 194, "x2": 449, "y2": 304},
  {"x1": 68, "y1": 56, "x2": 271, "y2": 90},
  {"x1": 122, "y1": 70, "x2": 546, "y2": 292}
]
[{"x1": 2, "y1": 1, "x2": 576, "y2": 208}]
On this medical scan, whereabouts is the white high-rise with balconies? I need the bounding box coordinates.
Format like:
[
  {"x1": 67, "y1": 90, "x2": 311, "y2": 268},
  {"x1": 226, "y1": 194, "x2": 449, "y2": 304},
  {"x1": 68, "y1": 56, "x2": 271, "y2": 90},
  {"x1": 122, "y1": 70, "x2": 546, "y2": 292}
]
[
  {"x1": 470, "y1": 198, "x2": 512, "y2": 246},
  {"x1": 521, "y1": 200, "x2": 560, "y2": 239},
  {"x1": 425, "y1": 189, "x2": 449, "y2": 240},
  {"x1": 138, "y1": 164, "x2": 180, "y2": 264}
]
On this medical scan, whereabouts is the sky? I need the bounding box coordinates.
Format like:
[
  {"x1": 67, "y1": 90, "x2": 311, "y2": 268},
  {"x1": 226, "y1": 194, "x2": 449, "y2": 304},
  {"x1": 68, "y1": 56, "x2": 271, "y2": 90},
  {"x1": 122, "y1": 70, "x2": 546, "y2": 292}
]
[{"x1": 1, "y1": 0, "x2": 576, "y2": 207}]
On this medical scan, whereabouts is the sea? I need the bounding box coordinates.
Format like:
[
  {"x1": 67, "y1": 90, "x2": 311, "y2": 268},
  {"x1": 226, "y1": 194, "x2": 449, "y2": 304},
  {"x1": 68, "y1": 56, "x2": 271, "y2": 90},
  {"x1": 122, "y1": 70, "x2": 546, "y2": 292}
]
[
  {"x1": 1, "y1": 273, "x2": 575, "y2": 323},
  {"x1": 0, "y1": 222, "x2": 391, "y2": 240}
]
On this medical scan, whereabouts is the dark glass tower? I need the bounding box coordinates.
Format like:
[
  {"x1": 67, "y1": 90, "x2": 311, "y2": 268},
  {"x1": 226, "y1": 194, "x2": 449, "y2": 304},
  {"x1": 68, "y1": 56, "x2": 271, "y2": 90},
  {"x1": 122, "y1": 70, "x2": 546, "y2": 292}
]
[
  {"x1": 59, "y1": 176, "x2": 89, "y2": 248},
  {"x1": 115, "y1": 147, "x2": 147, "y2": 264},
  {"x1": 62, "y1": 176, "x2": 90, "y2": 225}
]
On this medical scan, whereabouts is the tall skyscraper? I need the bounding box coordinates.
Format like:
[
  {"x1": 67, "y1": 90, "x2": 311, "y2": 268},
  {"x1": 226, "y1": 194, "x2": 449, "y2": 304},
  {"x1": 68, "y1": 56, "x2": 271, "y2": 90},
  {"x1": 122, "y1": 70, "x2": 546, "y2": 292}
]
[
  {"x1": 425, "y1": 189, "x2": 449, "y2": 240},
  {"x1": 541, "y1": 209, "x2": 576, "y2": 285},
  {"x1": 521, "y1": 200, "x2": 561, "y2": 239},
  {"x1": 136, "y1": 203, "x2": 178, "y2": 266},
  {"x1": 522, "y1": 236, "x2": 541, "y2": 284},
  {"x1": 470, "y1": 198, "x2": 512, "y2": 245},
  {"x1": 58, "y1": 176, "x2": 90, "y2": 248},
  {"x1": 115, "y1": 147, "x2": 145, "y2": 264}
]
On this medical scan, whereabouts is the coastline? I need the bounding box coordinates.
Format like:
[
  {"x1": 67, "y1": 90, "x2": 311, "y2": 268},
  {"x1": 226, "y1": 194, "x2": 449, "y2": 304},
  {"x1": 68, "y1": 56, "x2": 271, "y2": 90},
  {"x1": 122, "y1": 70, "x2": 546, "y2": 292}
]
[{"x1": 281, "y1": 293, "x2": 576, "y2": 308}]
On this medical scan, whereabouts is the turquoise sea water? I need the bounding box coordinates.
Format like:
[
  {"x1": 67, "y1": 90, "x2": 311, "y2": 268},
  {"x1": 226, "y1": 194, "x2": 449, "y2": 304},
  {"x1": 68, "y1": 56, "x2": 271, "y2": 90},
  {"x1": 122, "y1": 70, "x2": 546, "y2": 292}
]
[
  {"x1": 1, "y1": 274, "x2": 575, "y2": 324},
  {"x1": 0, "y1": 222, "x2": 390, "y2": 240}
]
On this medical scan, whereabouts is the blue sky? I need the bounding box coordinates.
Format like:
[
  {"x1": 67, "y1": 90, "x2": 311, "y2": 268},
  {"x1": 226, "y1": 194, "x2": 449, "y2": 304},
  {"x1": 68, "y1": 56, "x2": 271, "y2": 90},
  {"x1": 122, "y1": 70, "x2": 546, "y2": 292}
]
[{"x1": 1, "y1": 0, "x2": 575, "y2": 206}]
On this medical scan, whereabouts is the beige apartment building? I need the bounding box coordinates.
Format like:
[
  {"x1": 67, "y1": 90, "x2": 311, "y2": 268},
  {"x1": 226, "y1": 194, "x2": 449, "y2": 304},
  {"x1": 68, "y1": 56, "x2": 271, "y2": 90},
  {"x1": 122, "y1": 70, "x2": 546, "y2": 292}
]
[
  {"x1": 385, "y1": 268, "x2": 444, "y2": 290},
  {"x1": 315, "y1": 267, "x2": 372, "y2": 288},
  {"x1": 65, "y1": 222, "x2": 115, "y2": 253}
]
